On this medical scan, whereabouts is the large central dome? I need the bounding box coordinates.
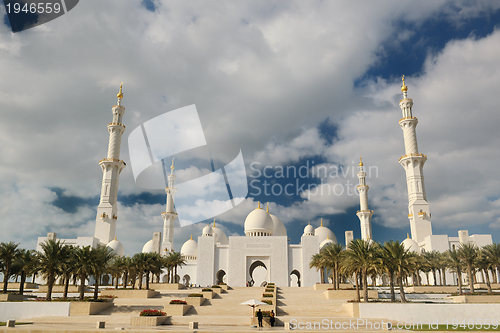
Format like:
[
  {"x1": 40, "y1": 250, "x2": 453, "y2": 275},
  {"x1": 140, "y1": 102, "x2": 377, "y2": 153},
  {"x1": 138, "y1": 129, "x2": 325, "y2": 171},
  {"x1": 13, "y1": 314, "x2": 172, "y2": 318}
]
[{"x1": 244, "y1": 202, "x2": 274, "y2": 236}]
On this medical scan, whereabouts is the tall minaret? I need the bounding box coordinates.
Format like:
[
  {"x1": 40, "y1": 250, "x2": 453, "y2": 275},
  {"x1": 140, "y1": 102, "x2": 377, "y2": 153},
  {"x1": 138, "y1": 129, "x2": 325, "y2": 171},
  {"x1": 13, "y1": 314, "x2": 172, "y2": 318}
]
[
  {"x1": 356, "y1": 156, "x2": 373, "y2": 240},
  {"x1": 94, "y1": 83, "x2": 127, "y2": 244},
  {"x1": 398, "y1": 75, "x2": 432, "y2": 244},
  {"x1": 161, "y1": 158, "x2": 177, "y2": 254}
]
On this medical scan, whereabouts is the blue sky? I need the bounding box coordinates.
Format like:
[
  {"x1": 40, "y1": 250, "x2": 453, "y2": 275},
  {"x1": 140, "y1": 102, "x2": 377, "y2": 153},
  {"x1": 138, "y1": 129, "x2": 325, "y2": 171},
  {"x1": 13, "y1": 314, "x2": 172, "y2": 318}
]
[{"x1": 1, "y1": 1, "x2": 500, "y2": 255}]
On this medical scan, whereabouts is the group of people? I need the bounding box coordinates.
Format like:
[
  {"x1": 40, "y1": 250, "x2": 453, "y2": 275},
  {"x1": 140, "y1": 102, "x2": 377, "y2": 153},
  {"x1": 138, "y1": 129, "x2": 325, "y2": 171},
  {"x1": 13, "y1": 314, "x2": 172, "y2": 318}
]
[{"x1": 256, "y1": 309, "x2": 275, "y2": 327}]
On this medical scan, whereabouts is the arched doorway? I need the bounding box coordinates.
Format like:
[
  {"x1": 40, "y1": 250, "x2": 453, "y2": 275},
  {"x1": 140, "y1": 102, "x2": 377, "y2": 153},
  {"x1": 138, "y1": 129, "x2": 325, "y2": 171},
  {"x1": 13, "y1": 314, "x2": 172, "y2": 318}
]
[
  {"x1": 182, "y1": 274, "x2": 191, "y2": 286},
  {"x1": 216, "y1": 270, "x2": 226, "y2": 285},
  {"x1": 290, "y1": 269, "x2": 301, "y2": 287},
  {"x1": 249, "y1": 260, "x2": 268, "y2": 287}
]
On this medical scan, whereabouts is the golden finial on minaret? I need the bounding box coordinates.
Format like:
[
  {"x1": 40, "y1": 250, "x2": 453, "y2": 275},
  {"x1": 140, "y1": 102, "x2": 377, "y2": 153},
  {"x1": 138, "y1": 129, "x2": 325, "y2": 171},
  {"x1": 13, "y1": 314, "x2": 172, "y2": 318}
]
[
  {"x1": 266, "y1": 203, "x2": 269, "y2": 213},
  {"x1": 171, "y1": 158, "x2": 175, "y2": 170},
  {"x1": 257, "y1": 201, "x2": 261, "y2": 209},
  {"x1": 190, "y1": 234, "x2": 193, "y2": 240},
  {"x1": 213, "y1": 218, "x2": 216, "y2": 228},
  {"x1": 117, "y1": 82, "x2": 124, "y2": 99},
  {"x1": 401, "y1": 74, "x2": 408, "y2": 92},
  {"x1": 359, "y1": 155, "x2": 363, "y2": 167},
  {"x1": 321, "y1": 218, "x2": 323, "y2": 227}
]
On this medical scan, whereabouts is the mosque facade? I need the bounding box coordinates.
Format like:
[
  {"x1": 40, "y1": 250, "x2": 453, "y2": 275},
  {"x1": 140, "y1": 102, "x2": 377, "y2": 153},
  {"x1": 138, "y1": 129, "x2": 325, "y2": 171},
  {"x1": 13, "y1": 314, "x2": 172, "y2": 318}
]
[{"x1": 36, "y1": 80, "x2": 494, "y2": 287}]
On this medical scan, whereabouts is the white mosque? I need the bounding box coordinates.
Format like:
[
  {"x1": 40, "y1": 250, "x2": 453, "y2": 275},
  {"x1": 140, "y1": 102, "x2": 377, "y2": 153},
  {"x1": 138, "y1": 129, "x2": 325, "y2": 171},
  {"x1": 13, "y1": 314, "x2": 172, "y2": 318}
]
[{"x1": 36, "y1": 78, "x2": 493, "y2": 287}]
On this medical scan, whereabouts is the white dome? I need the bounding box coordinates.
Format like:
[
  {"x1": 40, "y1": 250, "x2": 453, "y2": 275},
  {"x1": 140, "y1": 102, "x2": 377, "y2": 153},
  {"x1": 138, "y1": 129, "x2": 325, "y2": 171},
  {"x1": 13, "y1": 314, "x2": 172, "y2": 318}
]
[
  {"x1": 202, "y1": 224, "x2": 213, "y2": 236},
  {"x1": 244, "y1": 205, "x2": 274, "y2": 236},
  {"x1": 212, "y1": 225, "x2": 229, "y2": 245},
  {"x1": 269, "y1": 213, "x2": 287, "y2": 236},
  {"x1": 106, "y1": 238, "x2": 125, "y2": 257},
  {"x1": 315, "y1": 220, "x2": 337, "y2": 244},
  {"x1": 181, "y1": 238, "x2": 198, "y2": 259},
  {"x1": 142, "y1": 239, "x2": 154, "y2": 253},
  {"x1": 320, "y1": 237, "x2": 334, "y2": 249},
  {"x1": 402, "y1": 236, "x2": 420, "y2": 253},
  {"x1": 303, "y1": 224, "x2": 315, "y2": 236}
]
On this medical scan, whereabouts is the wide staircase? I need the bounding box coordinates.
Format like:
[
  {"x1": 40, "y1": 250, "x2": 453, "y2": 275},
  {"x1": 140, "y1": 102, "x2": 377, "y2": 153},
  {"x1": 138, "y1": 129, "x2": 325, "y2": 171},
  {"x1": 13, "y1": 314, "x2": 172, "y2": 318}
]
[{"x1": 25, "y1": 286, "x2": 354, "y2": 328}]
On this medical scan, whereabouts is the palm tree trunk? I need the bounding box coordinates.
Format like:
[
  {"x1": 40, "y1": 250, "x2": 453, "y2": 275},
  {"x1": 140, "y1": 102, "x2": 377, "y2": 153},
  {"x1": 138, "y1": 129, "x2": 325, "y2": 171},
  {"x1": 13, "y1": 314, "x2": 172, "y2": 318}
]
[
  {"x1": 467, "y1": 265, "x2": 475, "y2": 293},
  {"x1": 123, "y1": 271, "x2": 128, "y2": 289},
  {"x1": 442, "y1": 268, "x2": 447, "y2": 285},
  {"x1": 432, "y1": 270, "x2": 437, "y2": 286},
  {"x1": 457, "y1": 268, "x2": 463, "y2": 295},
  {"x1": 138, "y1": 270, "x2": 143, "y2": 290},
  {"x1": 354, "y1": 272, "x2": 360, "y2": 302},
  {"x1": 146, "y1": 272, "x2": 150, "y2": 290},
  {"x1": 425, "y1": 273, "x2": 429, "y2": 285},
  {"x1": 320, "y1": 268, "x2": 324, "y2": 284},
  {"x1": 174, "y1": 266, "x2": 178, "y2": 283},
  {"x1": 79, "y1": 274, "x2": 85, "y2": 300},
  {"x1": 398, "y1": 272, "x2": 406, "y2": 302},
  {"x1": 115, "y1": 274, "x2": 119, "y2": 289},
  {"x1": 93, "y1": 275, "x2": 100, "y2": 300},
  {"x1": 362, "y1": 269, "x2": 368, "y2": 302},
  {"x1": 2, "y1": 266, "x2": 10, "y2": 293},
  {"x1": 63, "y1": 276, "x2": 70, "y2": 298},
  {"x1": 484, "y1": 269, "x2": 492, "y2": 293},
  {"x1": 389, "y1": 272, "x2": 395, "y2": 302},
  {"x1": 19, "y1": 272, "x2": 26, "y2": 295},
  {"x1": 46, "y1": 274, "x2": 54, "y2": 301}
]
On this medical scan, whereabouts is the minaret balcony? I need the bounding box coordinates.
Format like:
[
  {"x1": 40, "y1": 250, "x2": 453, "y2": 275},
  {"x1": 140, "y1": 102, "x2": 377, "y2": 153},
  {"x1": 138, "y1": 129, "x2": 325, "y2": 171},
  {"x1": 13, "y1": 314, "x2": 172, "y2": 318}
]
[
  {"x1": 108, "y1": 122, "x2": 126, "y2": 129},
  {"x1": 398, "y1": 116, "x2": 417, "y2": 123},
  {"x1": 99, "y1": 158, "x2": 126, "y2": 165},
  {"x1": 399, "y1": 153, "x2": 427, "y2": 162}
]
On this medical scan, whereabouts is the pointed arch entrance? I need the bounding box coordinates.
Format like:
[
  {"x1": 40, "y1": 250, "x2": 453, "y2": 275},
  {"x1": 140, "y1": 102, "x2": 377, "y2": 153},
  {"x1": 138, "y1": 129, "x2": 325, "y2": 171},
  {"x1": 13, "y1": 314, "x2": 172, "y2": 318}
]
[
  {"x1": 246, "y1": 257, "x2": 270, "y2": 287},
  {"x1": 290, "y1": 269, "x2": 301, "y2": 287},
  {"x1": 216, "y1": 270, "x2": 226, "y2": 285}
]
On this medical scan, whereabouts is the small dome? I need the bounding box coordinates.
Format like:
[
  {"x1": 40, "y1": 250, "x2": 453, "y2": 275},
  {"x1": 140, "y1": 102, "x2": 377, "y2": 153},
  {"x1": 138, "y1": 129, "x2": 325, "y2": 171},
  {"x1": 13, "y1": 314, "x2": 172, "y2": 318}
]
[
  {"x1": 320, "y1": 237, "x2": 334, "y2": 249},
  {"x1": 181, "y1": 237, "x2": 197, "y2": 260},
  {"x1": 213, "y1": 225, "x2": 229, "y2": 245},
  {"x1": 315, "y1": 220, "x2": 337, "y2": 244},
  {"x1": 202, "y1": 224, "x2": 213, "y2": 236},
  {"x1": 244, "y1": 203, "x2": 274, "y2": 236},
  {"x1": 269, "y1": 213, "x2": 287, "y2": 236},
  {"x1": 106, "y1": 238, "x2": 125, "y2": 257},
  {"x1": 402, "y1": 235, "x2": 420, "y2": 253},
  {"x1": 142, "y1": 239, "x2": 154, "y2": 253},
  {"x1": 303, "y1": 224, "x2": 315, "y2": 236}
]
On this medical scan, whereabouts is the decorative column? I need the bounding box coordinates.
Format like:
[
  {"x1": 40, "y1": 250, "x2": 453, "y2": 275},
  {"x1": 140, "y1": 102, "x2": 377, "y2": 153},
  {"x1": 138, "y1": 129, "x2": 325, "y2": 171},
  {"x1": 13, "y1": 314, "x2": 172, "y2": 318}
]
[
  {"x1": 356, "y1": 156, "x2": 373, "y2": 240},
  {"x1": 94, "y1": 84, "x2": 127, "y2": 244},
  {"x1": 398, "y1": 75, "x2": 432, "y2": 244},
  {"x1": 161, "y1": 158, "x2": 177, "y2": 255}
]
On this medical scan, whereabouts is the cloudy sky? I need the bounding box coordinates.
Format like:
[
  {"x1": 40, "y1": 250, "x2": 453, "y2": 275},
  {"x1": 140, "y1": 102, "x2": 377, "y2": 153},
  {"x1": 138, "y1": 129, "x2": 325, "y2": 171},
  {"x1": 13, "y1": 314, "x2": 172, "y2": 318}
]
[{"x1": 1, "y1": 0, "x2": 500, "y2": 255}]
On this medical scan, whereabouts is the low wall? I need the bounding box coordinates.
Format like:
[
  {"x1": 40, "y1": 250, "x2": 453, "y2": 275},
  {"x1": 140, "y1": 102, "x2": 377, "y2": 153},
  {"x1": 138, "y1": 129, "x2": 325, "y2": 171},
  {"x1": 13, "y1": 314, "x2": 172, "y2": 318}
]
[
  {"x1": 38, "y1": 285, "x2": 90, "y2": 293},
  {"x1": 101, "y1": 289, "x2": 159, "y2": 298},
  {"x1": 2, "y1": 283, "x2": 39, "y2": 290},
  {"x1": 405, "y1": 286, "x2": 460, "y2": 293},
  {"x1": 347, "y1": 302, "x2": 500, "y2": 324},
  {"x1": 474, "y1": 283, "x2": 500, "y2": 290},
  {"x1": 149, "y1": 283, "x2": 185, "y2": 290},
  {"x1": 69, "y1": 301, "x2": 113, "y2": 315},
  {"x1": 314, "y1": 283, "x2": 354, "y2": 290},
  {"x1": 0, "y1": 294, "x2": 27, "y2": 301},
  {"x1": 0, "y1": 302, "x2": 70, "y2": 321},
  {"x1": 163, "y1": 304, "x2": 191, "y2": 316},
  {"x1": 185, "y1": 296, "x2": 206, "y2": 306},
  {"x1": 449, "y1": 295, "x2": 500, "y2": 303},
  {"x1": 324, "y1": 290, "x2": 378, "y2": 300}
]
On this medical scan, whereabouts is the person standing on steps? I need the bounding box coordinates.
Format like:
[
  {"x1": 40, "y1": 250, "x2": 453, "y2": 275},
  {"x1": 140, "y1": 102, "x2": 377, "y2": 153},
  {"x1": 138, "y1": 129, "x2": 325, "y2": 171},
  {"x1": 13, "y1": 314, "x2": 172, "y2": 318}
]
[
  {"x1": 270, "y1": 310, "x2": 275, "y2": 327},
  {"x1": 257, "y1": 309, "x2": 263, "y2": 327}
]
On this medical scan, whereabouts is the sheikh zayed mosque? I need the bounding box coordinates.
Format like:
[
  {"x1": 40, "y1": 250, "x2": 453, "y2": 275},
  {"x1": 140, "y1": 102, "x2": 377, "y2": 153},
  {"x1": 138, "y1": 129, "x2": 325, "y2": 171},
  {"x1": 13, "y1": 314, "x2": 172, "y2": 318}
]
[{"x1": 36, "y1": 78, "x2": 493, "y2": 287}]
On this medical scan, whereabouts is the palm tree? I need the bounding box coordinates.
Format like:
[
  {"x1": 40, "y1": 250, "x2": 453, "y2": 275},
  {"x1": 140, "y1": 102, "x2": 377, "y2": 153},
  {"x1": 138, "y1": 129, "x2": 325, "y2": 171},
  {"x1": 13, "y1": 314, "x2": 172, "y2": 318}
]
[
  {"x1": 321, "y1": 243, "x2": 345, "y2": 290},
  {"x1": 132, "y1": 252, "x2": 148, "y2": 290},
  {"x1": 109, "y1": 256, "x2": 126, "y2": 289},
  {"x1": 37, "y1": 239, "x2": 67, "y2": 300},
  {"x1": 446, "y1": 248, "x2": 463, "y2": 294},
  {"x1": 74, "y1": 246, "x2": 94, "y2": 300},
  {"x1": 0, "y1": 242, "x2": 21, "y2": 293},
  {"x1": 91, "y1": 245, "x2": 116, "y2": 300},
  {"x1": 344, "y1": 239, "x2": 377, "y2": 302},
  {"x1": 12, "y1": 249, "x2": 37, "y2": 295},
  {"x1": 167, "y1": 252, "x2": 186, "y2": 283},
  {"x1": 477, "y1": 249, "x2": 493, "y2": 293},
  {"x1": 379, "y1": 241, "x2": 400, "y2": 302},
  {"x1": 482, "y1": 243, "x2": 500, "y2": 284},
  {"x1": 423, "y1": 251, "x2": 440, "y2": 286},
  {"x1": 309, "y1": 253, "x2": 326, "y2": 284},
  {"x1": 60, "y1": 246, "x2": 76, "y2": 299},
  {"x1": 457, "y1": 243, "x2": 479, "y2": 293}
]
